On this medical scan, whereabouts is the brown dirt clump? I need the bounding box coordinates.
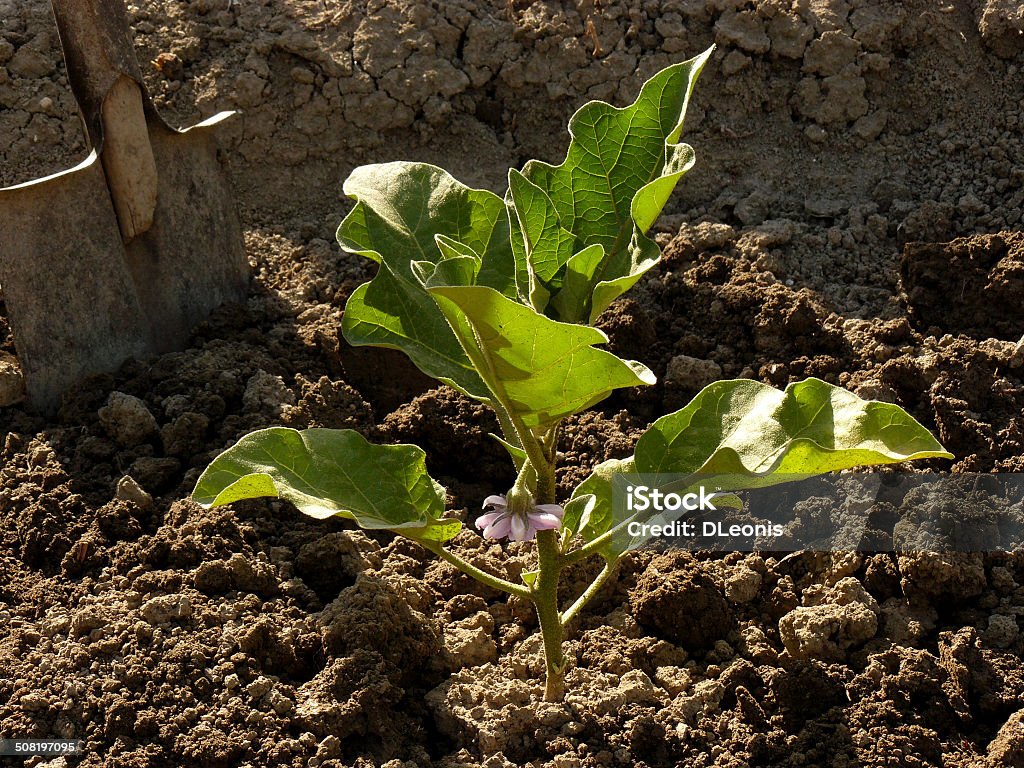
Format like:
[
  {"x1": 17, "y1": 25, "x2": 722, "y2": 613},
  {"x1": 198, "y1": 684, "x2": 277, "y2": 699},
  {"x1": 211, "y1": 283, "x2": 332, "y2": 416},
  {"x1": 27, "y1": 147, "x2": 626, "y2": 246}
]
[
  {"x1": 901, "y1": 231, "x2": 1024, "y2": 340},
  {"x1": 630, "y1": 552, "x2": 736, "y2": 653}
]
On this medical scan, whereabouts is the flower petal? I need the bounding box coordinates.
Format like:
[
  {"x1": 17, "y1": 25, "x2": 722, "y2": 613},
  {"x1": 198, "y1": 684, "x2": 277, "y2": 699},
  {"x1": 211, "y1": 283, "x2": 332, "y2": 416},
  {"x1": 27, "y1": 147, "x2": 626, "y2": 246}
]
[
  {"x1": 509, "y1": 513, "x2": 530, "y2": 541},
  {"x1": 528, "y1": 511, "x2": 562, "y2": 530},
  {"x1": 484, "y1": 516, "x2": 512, "y2": 540},
  {"x1": 475, "y1": 511, "x2": 504, "y2": 531},
  {"x1": 482, "y1": 494, "x2": 507, "y2": 510},
  {"x1": 534, "y1": 503, "x2": 565, "y2": 519}
]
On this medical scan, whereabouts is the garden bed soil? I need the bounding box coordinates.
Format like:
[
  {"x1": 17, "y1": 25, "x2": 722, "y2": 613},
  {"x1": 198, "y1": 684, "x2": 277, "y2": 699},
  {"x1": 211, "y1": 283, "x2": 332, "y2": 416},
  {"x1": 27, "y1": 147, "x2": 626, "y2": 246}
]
[{"x1": 2, "y1": 1, "x2": 1024, "y2": 766}]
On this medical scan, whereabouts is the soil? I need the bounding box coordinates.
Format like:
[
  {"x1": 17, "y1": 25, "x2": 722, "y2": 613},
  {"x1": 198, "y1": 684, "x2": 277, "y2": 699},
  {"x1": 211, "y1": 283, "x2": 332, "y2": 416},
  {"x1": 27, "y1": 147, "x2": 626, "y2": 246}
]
[{"x1": 2, "y1": 1, "x2": 1024, "y2": 767}]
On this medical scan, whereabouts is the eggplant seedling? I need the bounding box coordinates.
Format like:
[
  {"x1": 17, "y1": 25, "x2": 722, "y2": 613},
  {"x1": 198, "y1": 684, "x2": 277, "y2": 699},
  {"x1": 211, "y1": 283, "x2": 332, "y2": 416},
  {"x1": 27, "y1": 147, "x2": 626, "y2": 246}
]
[{"x1": 193, "y1": 48, "x2": 951, "y2": 701}]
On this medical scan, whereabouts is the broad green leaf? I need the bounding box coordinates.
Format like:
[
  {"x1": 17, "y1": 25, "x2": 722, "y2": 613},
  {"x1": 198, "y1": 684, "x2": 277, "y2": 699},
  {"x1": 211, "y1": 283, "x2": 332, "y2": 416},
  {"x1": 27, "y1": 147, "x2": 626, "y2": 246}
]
[
  {"x1": 568, "y1": 378, "x2": 953, "y2": 558},
  {"x1": 342, "y1": 270, "x2": 487, "y2": 398},
  {"x1": 636, "y1": 378, "x2": 953, "y2": 477},
  {"x1": 192, "y1": 427, "x2": 459, "y2": 542},
  {"x1": 567, "y1": 456, "x2": 634, "y2": 545},
  {"x1": 340, "y1": 163, "x2": 510, "y2": 285},
  {"x1": 507, "y1": 169, "x2": 576, "y2": 285},
  {"x1": 549, "y1": 244, "x2": 604, "y2": 323},
  {"x1": 338, "y1": 162, "x2": 513, "y2": 397},
  {"x1": 519, "y1": 47, "x2": 713, "y2": 323},
  {"x1": 559, "y1": 493, "x2": 597, "y2": 542},
  {"x1": 428, "y1": 284, "x2": 655, "y2": 427}
]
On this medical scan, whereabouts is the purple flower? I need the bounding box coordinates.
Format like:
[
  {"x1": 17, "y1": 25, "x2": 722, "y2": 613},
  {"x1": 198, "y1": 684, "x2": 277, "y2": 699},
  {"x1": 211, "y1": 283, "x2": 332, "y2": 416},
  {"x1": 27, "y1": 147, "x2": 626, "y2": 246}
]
[{"x1": 475, "y1": 494, "x2": 564, "y2": 542}]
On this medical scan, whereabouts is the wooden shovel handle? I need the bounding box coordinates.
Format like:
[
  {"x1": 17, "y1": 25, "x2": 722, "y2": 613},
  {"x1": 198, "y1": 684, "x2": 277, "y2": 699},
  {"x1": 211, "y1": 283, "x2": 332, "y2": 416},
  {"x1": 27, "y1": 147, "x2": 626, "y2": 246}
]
[
  {"x1": 50, "y1": 0, "x2": 146, "y2": 144},
  {"x1": 50, "y1": 0, "x2": 157, "y2": 242}
]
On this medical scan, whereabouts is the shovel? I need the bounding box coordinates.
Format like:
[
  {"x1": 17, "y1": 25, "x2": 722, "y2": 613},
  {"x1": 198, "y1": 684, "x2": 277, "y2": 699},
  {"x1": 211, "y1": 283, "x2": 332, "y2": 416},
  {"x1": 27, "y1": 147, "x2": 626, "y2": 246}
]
[{"x1": 0, "y1": 0, "x2": 250, "y2": 412}]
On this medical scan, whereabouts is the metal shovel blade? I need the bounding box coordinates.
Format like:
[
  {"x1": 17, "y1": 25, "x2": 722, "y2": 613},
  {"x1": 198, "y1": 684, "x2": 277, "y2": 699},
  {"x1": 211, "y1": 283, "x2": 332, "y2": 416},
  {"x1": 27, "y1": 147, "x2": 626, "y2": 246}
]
[
  {"x1": 0, "y1": 0, "x2": 250, "y2": 412},
  {"x1": 124, "y1": 110, "x2": 250, "y2": 354},
  {"x1": 0, "y1": 152, "x2": 152, "y2": 410}
]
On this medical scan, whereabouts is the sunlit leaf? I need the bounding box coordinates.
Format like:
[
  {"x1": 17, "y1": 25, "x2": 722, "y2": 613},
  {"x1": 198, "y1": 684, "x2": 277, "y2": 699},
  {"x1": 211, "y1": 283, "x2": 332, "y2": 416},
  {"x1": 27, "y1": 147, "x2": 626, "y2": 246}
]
[
  {"x1": 570, "y1": 378, "x2": 953, "y2": 557},
  {"x1": 193, "y1": 427, "x2": 459, "y2": 541}
]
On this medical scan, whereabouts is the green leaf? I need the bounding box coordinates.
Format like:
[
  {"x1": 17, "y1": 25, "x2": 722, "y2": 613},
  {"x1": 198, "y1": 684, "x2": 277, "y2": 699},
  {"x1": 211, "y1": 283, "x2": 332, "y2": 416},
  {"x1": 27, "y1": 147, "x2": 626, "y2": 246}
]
[
  {"x1": 567, "y1": 456, "x2": 634, "y2": 544},
  {"x1": 435, "y1": 256, "x2": 479, "y2": 286},
  {"x1": 339, "y1": 163, "x2": 510, "y2": 285},
  {"x1": 435, "y1": 234, "x2": 484, "y2": 264},
  {"x1": 588, "y1": 253, "x2": 661, "y2": 323},
  {"x1": 489, "y1": 433, "x2": 528, "y2": 469},
  {"x1": 519, "y1": 47, "x2": 713, "y2": 323},
  {"x1": 413, "y1": 236, "x2": 481, "y2": 287},
  {"x1": 569, "y1": 378, "x2": 953, "y2": 558},
  {"x1": 192, "y1": 427, "x2": 459, "y2": 541},
  {"x1": 548, "y1": 243, "x2": 659, "y2": 324},
  {"x1": 342, "y1": 269, "x2": 487, "y2": 398},
  {"x1": 635, "y1": 378, "x2": 953, "y2": 478},
  {"x1": 559, "y1": 492, "x2": 598, "y2": 541},
  {"x1": 549, "y1": 244, "x2": 604, "y2": 323},
  {"x1": 338, "y1": 162, "x2": 514, "y2": 398},
  {"x1": 507, "y1": 169, "x2": 576, "y2": 286},
  {"x1": 427, "y1": 284, "x2": 655, "y2": 427},
  {"x1": 570, "y1": 470, "x2": 725, "y2": 558},
  {"x1": 712, "y1": 492, "x2": 744, "y2": 510}
]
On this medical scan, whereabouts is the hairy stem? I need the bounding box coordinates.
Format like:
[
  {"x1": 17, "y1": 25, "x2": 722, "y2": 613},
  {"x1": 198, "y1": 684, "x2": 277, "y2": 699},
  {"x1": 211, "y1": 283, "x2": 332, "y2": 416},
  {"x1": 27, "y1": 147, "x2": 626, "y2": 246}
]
[
  {"x1": 493, "y1": 406, "x2": 563, "y2": 700},
  {"x1": 526, "y1": 424, "x2": 562, "y2": 699},
  {"x1": 562, "y1": 527, "x2": 618, "y2": 565},
  {"x1": 509, "y1": 417, "x2": 554, "y2": 503},
  {"x1": 419, "y1": 540, "x2": 531, "y2": 600},
  {"x1": 533, "y1": 528, "x2": 565, "y2": 701},
  {"x1": 561, "y1": 558, "x2": 618, "y2": 629}
]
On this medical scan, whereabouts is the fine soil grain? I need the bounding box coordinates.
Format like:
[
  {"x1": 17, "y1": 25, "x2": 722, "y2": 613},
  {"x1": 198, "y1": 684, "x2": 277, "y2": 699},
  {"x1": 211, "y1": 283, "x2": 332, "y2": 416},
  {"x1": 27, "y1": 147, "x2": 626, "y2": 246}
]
[{"x1": 1, "y1": 1, "x2": 1023, "y2": 767}]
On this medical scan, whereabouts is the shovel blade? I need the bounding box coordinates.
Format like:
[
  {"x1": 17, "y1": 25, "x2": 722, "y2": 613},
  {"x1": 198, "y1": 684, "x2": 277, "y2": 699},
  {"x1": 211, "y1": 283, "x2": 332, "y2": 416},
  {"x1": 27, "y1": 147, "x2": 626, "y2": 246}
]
[
  {"x1": 124, "y1": 113, "x2": 250, "y2": 349},
  {"x1": 0, "y1": 114, "x2": 251, "y2": 413},
  {"x1": 0, "y1": 151, "x2": 151, "y2": 412}
]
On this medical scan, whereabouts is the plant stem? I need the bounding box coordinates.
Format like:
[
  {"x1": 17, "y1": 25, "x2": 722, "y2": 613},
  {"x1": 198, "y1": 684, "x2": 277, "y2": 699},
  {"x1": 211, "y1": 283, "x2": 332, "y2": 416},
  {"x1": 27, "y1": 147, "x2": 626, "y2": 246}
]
[
  {"x1": 561, "y1": 558, "x2": 617, "y2": 629},
  {"x1": 540, "y1": 422, "x2": 562, "y2": 464},
  {"x1": 562, "y1": 528, "x2": 617, "y2": 565},
  {"x1": 492, "y1": 403, "x2": 564, "y2": 700},
  {"x1": 521, "y1": 425, "x2": 563, "y2": 699},
  {"x1": 419, "y1": 540, "x2": 531, "y2": 600},
  {"x1": 533, "y1": 528, "x2": 565, "y2": 701},
  {"x1": 493, "y1": 406, "x2": 527, "y2": 470},
  {"x1": 508, "y1": 415, "x2": 553, "y2": 504}
]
